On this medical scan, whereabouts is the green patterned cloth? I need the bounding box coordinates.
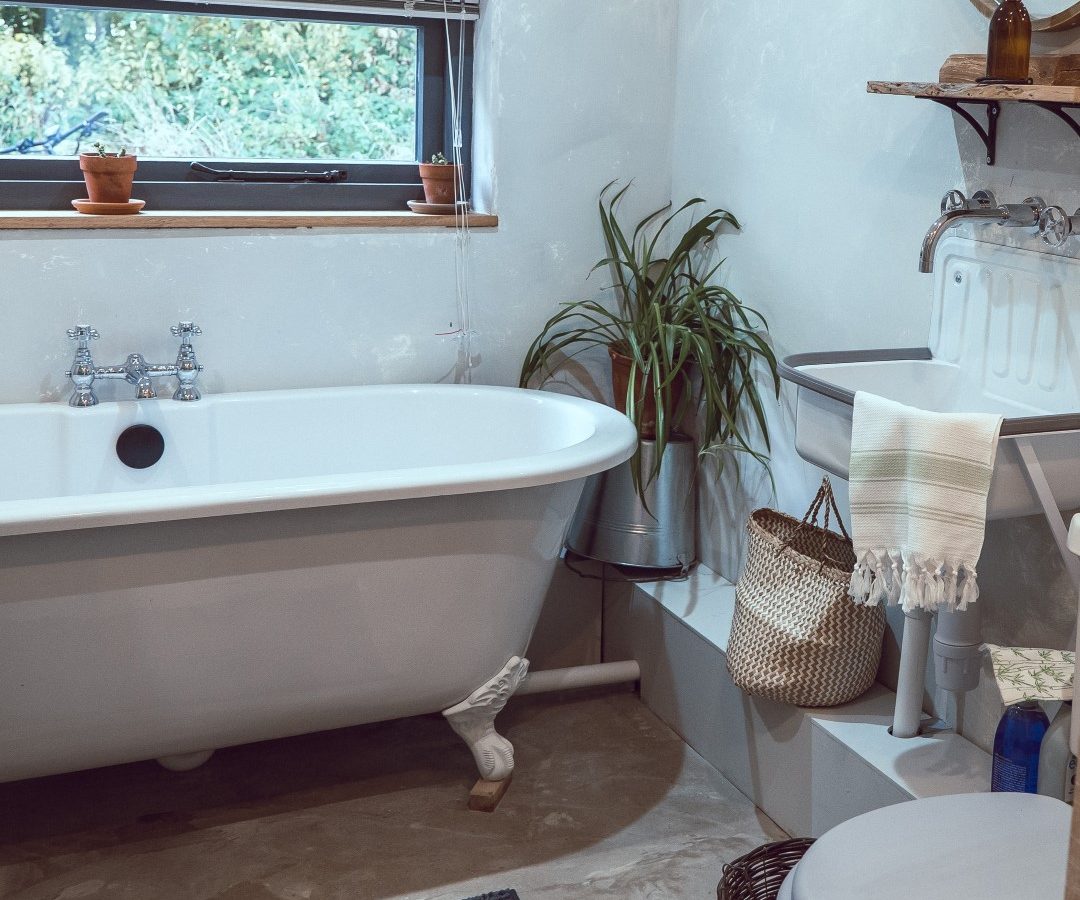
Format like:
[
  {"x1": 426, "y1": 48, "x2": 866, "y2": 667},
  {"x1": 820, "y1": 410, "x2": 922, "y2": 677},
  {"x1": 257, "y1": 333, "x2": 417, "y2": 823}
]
[{"x1": 984, "y1": 644, "x2": 1075, "y2": 705}]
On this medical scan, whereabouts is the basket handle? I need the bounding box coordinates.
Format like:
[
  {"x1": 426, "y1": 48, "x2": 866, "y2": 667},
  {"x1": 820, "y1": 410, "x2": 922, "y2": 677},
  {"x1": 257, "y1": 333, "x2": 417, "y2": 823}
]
[{"x1": 780, "y1": 477, "x2": 851, "y2": 561}]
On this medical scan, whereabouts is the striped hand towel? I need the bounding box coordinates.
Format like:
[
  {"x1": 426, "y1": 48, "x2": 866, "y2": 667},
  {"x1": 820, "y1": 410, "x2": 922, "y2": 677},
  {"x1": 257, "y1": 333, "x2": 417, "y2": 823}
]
[{"x1": 847, "y1": 392, "x2": 1003, "y2": 613}]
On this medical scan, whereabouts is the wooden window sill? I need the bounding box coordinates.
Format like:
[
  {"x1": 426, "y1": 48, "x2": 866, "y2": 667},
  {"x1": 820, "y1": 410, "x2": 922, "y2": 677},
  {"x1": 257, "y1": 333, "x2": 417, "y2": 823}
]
[{"x1": 0, "y1": 210, "x2": 498, "y2": 230}]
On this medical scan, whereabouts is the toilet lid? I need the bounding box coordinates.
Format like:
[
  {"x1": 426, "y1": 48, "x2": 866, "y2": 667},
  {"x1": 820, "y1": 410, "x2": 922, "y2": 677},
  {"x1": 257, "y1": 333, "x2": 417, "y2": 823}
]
[{"x1": 788, "y1": 793, "x2": 1069, "y2": 900}]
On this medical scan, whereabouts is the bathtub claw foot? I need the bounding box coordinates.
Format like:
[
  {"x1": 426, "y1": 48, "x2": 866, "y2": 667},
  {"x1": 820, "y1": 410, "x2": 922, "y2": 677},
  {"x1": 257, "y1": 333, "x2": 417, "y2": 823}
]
[
  {"x1": 443, "y1": 656, "x2": 529, "y2": 781},
  {"x1": 156, "y1": 749, "x2": 214, "y2": 772}
]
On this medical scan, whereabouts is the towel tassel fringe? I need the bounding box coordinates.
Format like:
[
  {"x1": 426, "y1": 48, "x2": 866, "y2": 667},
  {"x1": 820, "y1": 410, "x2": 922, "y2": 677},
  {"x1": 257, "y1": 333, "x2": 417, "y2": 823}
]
[{"x1": 849, "y1": 550, "x2": 979, "y2": 613}]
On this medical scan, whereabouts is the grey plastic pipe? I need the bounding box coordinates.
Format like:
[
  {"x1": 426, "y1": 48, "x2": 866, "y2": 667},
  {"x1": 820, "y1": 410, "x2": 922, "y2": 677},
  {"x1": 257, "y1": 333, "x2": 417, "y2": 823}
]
[
  {"x1": 894, "y1": 604, "x2": 983, "y2": 739},
  {"x1": 935, "y1": 604, "x2": 983, "y2": 695},
  {"x1": 893, "y1": 610, "x2": 933, "y2": 739},
  {"x1": 892, "y1": 436, "x2": 1080, "y2": 740},
  {"x1": 516, "y1": 660, "x2": 641, "y2": 696}
]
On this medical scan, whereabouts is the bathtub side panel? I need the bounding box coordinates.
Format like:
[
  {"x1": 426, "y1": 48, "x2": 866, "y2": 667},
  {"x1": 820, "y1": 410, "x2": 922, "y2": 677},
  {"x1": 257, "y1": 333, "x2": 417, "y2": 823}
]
[{"x1": 0, "y1": 480, "x2": 582, "y2": 782}]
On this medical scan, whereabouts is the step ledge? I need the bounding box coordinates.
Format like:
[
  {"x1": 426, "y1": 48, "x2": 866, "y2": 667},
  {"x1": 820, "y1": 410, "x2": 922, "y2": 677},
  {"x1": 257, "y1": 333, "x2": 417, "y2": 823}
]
[{"x1": 632, "y1": 566, "x2": 991, "y2": 800}]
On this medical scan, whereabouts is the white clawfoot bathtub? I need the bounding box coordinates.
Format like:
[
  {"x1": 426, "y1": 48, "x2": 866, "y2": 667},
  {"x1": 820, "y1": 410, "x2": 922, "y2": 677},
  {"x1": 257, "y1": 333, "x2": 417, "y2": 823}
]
[{"x1": 0, "y1": 385, "x2": 636, "y2": 783}]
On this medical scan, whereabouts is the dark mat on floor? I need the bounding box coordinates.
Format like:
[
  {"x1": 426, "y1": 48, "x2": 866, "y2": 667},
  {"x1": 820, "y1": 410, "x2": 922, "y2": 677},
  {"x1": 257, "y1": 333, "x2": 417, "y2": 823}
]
[{"x1": 462, "y1": 892, "x2": 520, "y2": 900}]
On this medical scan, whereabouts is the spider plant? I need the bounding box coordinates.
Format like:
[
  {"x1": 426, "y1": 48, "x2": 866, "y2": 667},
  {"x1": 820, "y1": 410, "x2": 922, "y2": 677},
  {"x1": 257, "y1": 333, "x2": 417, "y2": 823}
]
[{"x1": 519, "y1": 181, "x2": 779, "y2": 493}]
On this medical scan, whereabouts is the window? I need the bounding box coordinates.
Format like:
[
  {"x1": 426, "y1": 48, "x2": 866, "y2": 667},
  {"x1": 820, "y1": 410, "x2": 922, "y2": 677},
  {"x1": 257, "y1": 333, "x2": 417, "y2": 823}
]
[{"x1": 0, "y1": 0, "x2": 475, "y2": 210}]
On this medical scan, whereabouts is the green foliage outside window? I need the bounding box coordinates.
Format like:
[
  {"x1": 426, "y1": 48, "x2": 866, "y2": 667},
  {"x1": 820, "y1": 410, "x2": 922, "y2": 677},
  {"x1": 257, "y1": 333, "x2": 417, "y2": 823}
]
[{"x1": 0, "y1": 5, "x2": 418, "y2": 160}]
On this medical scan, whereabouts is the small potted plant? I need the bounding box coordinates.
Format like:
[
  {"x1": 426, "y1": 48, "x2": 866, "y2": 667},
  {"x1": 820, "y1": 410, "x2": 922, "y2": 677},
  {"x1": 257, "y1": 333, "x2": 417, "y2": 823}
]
[
  {"x1": 418, "y1": 151, "x2": 460, "y2": 205},
  {"x1": 79, "y1": 142, "x2": 137, "y2": 204}
]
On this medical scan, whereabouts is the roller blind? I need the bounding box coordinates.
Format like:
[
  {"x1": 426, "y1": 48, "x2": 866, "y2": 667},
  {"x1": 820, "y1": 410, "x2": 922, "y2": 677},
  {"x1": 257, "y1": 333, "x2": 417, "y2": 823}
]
[
  {"x1": 193, "y1": 0, "x2": 479, "y2": 19},
  {"x1": 39, "y1": 0, "x2": 478, "y2": 19},
  {"x1": 317, "y1": 0, "x2": 478, "y2": 17}
]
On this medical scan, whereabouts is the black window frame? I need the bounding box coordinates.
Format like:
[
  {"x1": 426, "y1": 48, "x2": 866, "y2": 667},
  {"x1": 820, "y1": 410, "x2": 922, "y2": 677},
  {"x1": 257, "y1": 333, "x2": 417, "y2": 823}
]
[{"x1": 0, "y1": 0, "x2": 473, "y2": 211}]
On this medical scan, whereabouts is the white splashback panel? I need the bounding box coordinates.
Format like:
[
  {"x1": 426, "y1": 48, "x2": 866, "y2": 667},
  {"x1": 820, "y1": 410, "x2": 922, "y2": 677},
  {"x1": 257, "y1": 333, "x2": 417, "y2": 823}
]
[
  {"x1": 790, "y1": 235, "x2": 1080, "y2": 519},
  {"x1": 931, "y1": 236, "x2": 1080, "y2": 419}
]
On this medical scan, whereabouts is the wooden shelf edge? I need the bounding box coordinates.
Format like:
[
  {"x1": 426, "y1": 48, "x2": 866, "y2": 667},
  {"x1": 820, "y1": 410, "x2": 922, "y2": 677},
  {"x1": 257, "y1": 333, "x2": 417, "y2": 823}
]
[
  {"x1": 869, "y1": 56, "x2": 1080, "y2": 167},
  {"x1": 0, "y1": 210, "x2": 499, "y2": 231},
  {"x1": 868, "y1": 80, "x2": 1080, "y2": 104}
]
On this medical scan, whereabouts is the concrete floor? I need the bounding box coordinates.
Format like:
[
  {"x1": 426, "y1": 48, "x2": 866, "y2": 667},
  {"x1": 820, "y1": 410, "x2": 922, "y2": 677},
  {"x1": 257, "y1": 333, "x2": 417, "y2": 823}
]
[{"x1": 0, "y1": 689, "x2": 785, "y2": 899}]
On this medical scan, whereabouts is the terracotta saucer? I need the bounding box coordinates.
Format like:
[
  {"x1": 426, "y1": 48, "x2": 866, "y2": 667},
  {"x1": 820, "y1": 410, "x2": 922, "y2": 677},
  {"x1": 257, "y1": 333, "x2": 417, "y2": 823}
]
[
  {"x1": 407, "y1": 200, "x2": 468, "y2": 215},
  {"x1": 72, "y1": 198, "x2": 145, "y2": 215}
]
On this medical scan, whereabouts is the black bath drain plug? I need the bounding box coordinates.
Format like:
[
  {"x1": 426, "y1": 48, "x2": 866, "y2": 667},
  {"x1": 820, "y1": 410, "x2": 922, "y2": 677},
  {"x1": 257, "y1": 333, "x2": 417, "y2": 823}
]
[{"x1": 116, "y1": 424, "x2": 165, "y2": 469}]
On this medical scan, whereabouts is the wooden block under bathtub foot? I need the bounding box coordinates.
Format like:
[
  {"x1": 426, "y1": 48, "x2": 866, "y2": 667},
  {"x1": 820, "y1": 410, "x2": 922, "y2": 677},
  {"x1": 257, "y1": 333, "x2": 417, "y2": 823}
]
[{"x1": 468, "y1": 775, "x2": 512, "y2": 812}]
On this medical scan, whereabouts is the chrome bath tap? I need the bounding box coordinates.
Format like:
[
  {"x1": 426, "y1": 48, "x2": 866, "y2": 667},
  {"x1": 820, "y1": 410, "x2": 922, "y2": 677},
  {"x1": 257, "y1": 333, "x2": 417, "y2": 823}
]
[
  {"x1": 919, "y1": 190, "x2": 1046, "y2": 273},
  {"x1": 94, "y1": 352, "x2": 162, "y2": 400},
  {"x1": 66, "y1": 322, "x2": 205, "y2": 407}
]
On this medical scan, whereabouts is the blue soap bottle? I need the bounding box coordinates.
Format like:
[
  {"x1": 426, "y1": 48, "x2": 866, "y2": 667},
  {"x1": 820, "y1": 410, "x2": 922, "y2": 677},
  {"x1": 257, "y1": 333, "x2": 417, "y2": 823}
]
[{"x1": 992, "y1": 700, "x2": 1050, "y2": 793}]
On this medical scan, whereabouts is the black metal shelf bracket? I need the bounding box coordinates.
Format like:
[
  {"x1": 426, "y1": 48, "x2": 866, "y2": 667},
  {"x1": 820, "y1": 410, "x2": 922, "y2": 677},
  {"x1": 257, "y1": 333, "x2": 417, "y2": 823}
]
[
  {"x1": 929, "y1": 98, "x2": 1000, "y2": 166},
  {"x1": 1031, "y1": 102, "x2": 1080, "y2": 142}
]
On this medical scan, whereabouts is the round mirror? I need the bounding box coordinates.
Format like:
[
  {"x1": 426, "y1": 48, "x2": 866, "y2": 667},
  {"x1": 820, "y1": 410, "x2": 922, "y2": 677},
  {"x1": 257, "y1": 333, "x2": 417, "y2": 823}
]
[{"x1": 970, "y1": 0, "x2": 1080, "y2": 31}]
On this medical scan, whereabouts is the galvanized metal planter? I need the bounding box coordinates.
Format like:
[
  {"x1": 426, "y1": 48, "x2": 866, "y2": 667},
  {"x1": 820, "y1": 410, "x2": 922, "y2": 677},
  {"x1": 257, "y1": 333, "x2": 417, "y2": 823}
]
[{"x1": 566, "y1": 436, "x2": 697, "y2": 569}]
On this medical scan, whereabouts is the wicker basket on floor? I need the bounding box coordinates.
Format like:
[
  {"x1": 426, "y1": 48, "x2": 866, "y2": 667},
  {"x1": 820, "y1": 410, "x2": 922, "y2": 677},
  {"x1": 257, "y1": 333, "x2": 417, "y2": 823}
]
[{"x1": 717, "y1": 838, "x2": 815, "y2": 900}]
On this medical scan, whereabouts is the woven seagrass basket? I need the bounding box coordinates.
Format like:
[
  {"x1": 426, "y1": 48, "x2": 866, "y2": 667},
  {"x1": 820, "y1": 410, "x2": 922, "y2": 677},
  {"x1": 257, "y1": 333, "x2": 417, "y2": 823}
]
[
  {"x1": 717, "y1": 838, "x2": 815, "y2": 900},
  {"x1": 726, "y1": 478, "x2": 886, "y2": 708}
]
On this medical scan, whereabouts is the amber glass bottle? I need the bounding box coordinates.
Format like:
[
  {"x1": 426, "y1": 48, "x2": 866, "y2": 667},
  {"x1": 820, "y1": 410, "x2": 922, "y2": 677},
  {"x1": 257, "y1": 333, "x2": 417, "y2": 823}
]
[{"x1": 985, "y1": 0, "x2": 1032, "y2": 83}]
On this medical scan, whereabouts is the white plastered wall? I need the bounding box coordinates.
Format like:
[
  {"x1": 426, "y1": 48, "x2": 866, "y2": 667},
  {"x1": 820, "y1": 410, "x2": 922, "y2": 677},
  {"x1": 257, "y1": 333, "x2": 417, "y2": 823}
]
[{"x1": 671, "y1": 0, "x2": 1080, "y2": 752}]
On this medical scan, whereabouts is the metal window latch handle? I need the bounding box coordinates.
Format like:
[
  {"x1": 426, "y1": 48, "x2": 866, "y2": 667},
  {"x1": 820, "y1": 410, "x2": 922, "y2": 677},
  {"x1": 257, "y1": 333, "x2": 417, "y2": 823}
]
[
  {"x1": 189, "y1": 162, "x2": 347, "y2": 184},
  {"x1": 1039, "y1": 206, "x2": 1080, "y2": 248}
]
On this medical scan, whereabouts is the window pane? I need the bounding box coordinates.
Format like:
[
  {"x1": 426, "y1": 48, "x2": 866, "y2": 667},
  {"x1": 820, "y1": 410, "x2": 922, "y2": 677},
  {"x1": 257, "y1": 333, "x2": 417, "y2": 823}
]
[{"x1": 0, "y1": 4, "x2": 418, "y2": 162}]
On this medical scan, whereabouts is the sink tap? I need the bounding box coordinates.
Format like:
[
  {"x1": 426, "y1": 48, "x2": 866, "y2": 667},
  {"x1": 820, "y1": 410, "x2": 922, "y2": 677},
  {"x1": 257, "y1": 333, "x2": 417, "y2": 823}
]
[
  {"x1": 919, "y1": 190, "x2": 1004, "y2": 274},
  {"x1": 65, "y1": 322, "x2": 205, "y2": 406},
  {"x1": 998, "y1": 196, "x2": 1047, "y2": 229}
]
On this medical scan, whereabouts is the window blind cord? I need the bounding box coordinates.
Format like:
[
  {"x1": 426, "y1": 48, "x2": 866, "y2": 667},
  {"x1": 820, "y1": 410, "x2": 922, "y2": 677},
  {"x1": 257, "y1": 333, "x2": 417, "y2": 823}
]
[{"x1": 442, "y1": 0, "x2": 476, "y2": 384}]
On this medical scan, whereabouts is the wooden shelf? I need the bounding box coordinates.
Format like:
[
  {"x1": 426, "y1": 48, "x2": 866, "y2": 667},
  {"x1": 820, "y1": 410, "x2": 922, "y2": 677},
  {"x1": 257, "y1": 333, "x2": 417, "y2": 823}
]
[
  {"x1": 868, "y1": 81, "x2": 1080, "y2": 104},
  {"x1": 868, "y1": 54, "x2": 1080, "y2": 166},
  {"x1": 0, "y1": 209, "x2": 499, "y2": 231}
]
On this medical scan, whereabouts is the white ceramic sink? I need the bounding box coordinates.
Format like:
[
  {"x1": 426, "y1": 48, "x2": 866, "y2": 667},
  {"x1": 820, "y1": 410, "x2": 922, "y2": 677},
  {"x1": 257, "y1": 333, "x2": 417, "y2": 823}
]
[
  {"x1": 782, "y1": 350, "x2": 1080, "y2": 520},
  {"x1": 797, "y1": 357, "x2": 1059, "y2": 419},
  {"x1": 781, "y1": 236, "x2": 1080, "y2": 520}
]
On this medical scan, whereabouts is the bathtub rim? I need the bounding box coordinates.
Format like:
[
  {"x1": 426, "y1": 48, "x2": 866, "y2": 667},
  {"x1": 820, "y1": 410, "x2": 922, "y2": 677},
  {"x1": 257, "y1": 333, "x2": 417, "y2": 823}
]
[{"x1": 0, "y1": 383, "x2": 637, "y2": 537}]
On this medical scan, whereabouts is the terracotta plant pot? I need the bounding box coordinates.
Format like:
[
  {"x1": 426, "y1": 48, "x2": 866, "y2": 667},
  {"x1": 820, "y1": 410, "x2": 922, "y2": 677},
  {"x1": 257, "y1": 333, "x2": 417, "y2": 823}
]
[
  {"x1": 418, "y1": 162, "x2": 460, "y2": 205},
  {"x1": 608, "y1": 346, "x2": 688, "y2": 440},
  {"x1": 79, "y1": 153, "x2": 138, "y2": 204}
]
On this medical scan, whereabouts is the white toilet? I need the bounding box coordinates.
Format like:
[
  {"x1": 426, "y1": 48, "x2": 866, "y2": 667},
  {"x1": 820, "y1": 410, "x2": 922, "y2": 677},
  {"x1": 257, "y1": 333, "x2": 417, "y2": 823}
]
[
  {"x1": 777, "y1": 792, "x2": 1069, "y2": 899},
  {"x1": 779, "y1": 514, "x2": 1080, "y2": 899}
]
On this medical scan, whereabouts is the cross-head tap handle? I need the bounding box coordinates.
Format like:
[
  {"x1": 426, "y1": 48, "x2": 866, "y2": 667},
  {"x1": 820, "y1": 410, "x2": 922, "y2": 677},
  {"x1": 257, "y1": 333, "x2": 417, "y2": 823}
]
[
  {"x1": 66, "y1": 325, "x2": 100, "y2": 349},
  {"x1": 170, "y1": 321, "x2": 202, "y2": 344},
  {"x1": 941, "y1": 190, "x2": 968, "y2": 213},
  {"x1": 1039, "y1": 206, "x2": 1079, "y2": 249}
]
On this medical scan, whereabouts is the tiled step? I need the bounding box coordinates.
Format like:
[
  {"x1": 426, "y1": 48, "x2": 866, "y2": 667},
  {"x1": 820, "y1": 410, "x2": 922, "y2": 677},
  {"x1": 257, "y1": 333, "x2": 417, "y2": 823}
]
[{"x1": 603, "y1": 566, "x2": 991, "y2": 838}]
